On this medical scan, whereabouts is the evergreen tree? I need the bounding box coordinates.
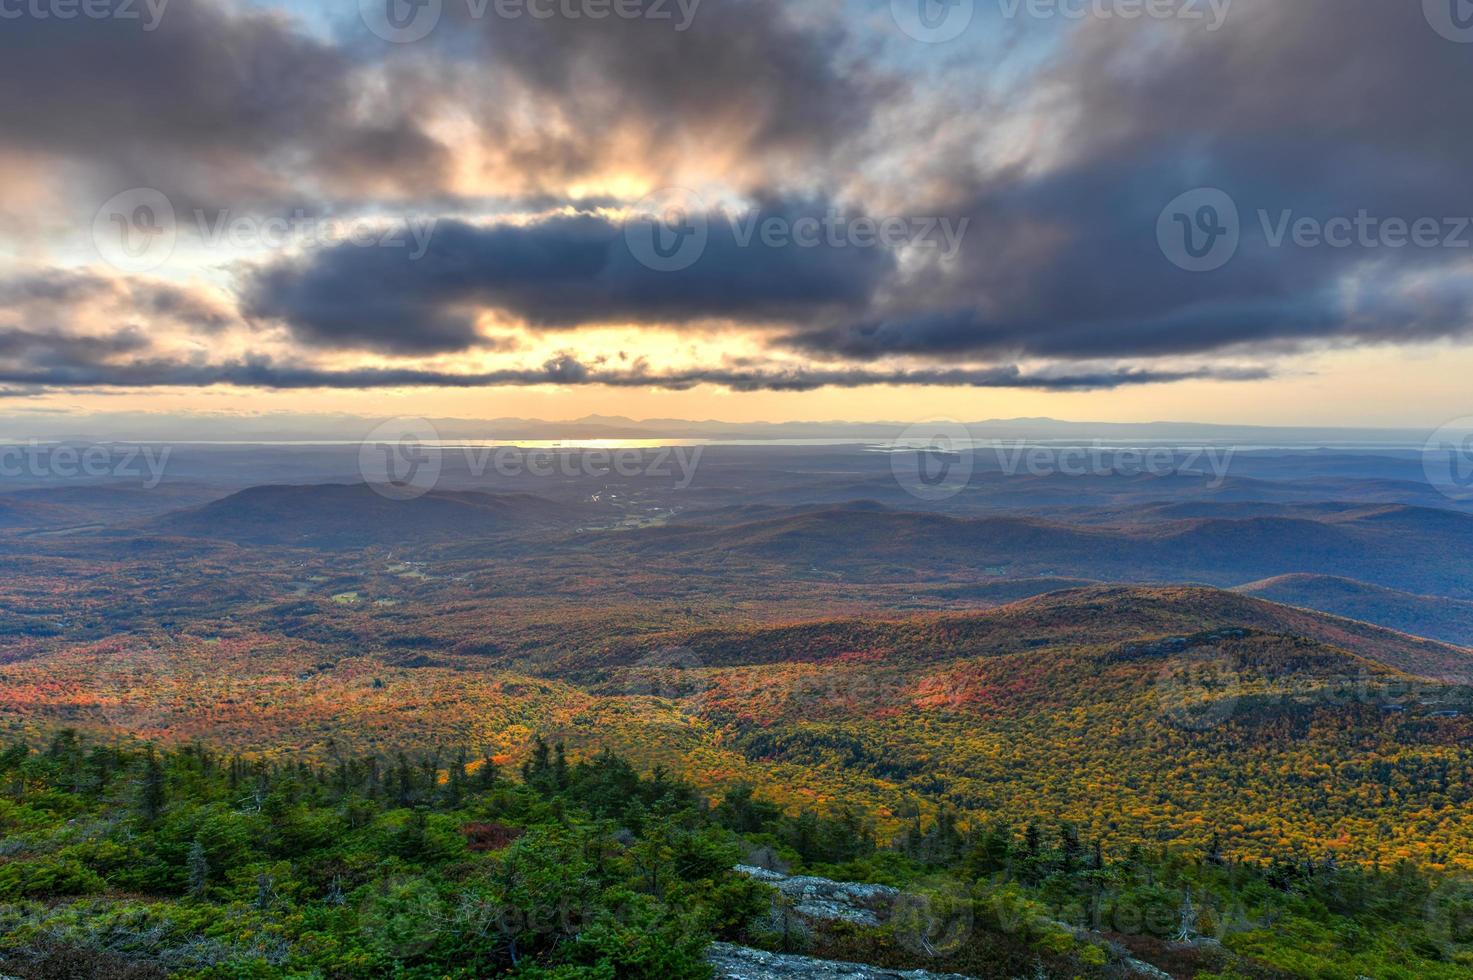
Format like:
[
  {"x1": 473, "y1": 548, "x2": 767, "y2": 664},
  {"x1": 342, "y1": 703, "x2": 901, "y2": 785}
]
[
  {"x1": 394, "y1": 751, "x2": 415, "y2": 807},
  {"x1": 1060, "y1": 822, "x2": 1083, "y2": 872},
  {"x1": 447, "y1": 745, "x2": 467, "y2": 807},
  {"x1": 1206, "y1": 832, "x2": 1226, "y2": 866},
  {"x1": 716, "y1": 783, "x2": 780, "y2": 834},
  {"x1": 138, "y1": 746, "x2": 166, "y2": 824},
  {"x1": 522, "y1": 735, "x2": 553, "y2": 793},
  {"x1": 472, "y1": 753, "x2": 500, "y2": 791},
  {"x1": 553, "y1": 741, "x2": 570, "y2": 792}
]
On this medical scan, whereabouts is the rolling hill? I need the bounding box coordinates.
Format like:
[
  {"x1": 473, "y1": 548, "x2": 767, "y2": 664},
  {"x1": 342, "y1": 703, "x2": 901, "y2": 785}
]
[
  {"x1": 1236, "y1": 573, "x2": 1473, "y2": 647},
  {"x1": 579, "y1": 586, "x2": 1473, "y2": 867},
  {"x1": 615, "y1": 504, "x2": 1473, "y2": 598},
  {"x1": 578, "y1": 584, "x2": 1473, "y2": 683},
  {"x1": 150, "y1": 483, "x2": 600, "y2": 548}
]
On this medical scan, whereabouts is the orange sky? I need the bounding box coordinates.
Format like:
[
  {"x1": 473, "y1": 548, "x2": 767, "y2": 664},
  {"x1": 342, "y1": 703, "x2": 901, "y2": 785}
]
[{"x1": 9, "y1": 343, "x2": 1465, "y2": 428}]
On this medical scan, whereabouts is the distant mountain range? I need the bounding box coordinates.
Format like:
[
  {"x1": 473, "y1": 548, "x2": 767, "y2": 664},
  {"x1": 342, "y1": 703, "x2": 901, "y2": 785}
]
[
  {"x1": 8, "y1": 473, "x2": 1473, "y2": 649},
  {"x1": 54, "y1": 484, "x2": 1473, "y2": 643},
  {"x1": 613, "y1": 502, "x2": 1473, "y2": 599},
  {"x1": 0, "y1": 411, "x2": 1454, "y2": 446}
]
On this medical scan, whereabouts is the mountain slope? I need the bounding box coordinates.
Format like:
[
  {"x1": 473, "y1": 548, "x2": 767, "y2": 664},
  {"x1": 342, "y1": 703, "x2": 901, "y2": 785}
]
[
  {"x1": 583, "y1": 586, "x2": 1473, "y2": 868},
  {"x1": 1235, "y1": 573, "x2": 1473, "y2": 647},
  {"x1": 615, "y1": 505, "x2": 1473, "y2": 598},
  {"x1": 582, "y1": 585, "x2": 1473, "y2": 684},
  {"x1": 152, "y1": 483, "x2": 597, "y2": 548}
]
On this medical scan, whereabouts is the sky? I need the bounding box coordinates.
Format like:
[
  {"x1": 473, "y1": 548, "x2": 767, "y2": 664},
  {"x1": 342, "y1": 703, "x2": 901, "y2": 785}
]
[{"x1": 2, "y1": 0, "x2": 1472, "y2": 429}]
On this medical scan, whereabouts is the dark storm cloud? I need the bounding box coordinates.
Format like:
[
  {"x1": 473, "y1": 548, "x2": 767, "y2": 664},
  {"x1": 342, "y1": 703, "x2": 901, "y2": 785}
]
[
  {"x1": 0, "y1": 327, "x2": 152, "y2": 365},
  {"x1": 3, "y1": 0, "x2": 1471, "y2": 392},
  {"x1": 786, "y1": 0, "x2": 1473, "y2": 362},
  {"x1": 0, "y1": 0, "x2": 450, "y2": 209},
  {"x1": 426, "y1": 0, "x2": 874, "y2": 186},
  {"x1": 0, "y1": 353, "x2": 1266, "y2": 394},
  {"x1": 0, "y1": 0, "x2": 869, "y2": 212},
  {"x1": 241, "y1": 204, "x2": 893, "y2": 354},
  {"x1": 0, "y1": 269, "x2": 234, "y2": 334}
]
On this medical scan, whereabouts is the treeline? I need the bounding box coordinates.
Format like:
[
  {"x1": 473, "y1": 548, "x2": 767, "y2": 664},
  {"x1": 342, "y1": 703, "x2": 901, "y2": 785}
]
[
  {"x1": 0, "y1": 731, "x2": 1469, "y2": 979},
  {"x1": 0, "y1": 731, "x2": 880, "y2": 979}
]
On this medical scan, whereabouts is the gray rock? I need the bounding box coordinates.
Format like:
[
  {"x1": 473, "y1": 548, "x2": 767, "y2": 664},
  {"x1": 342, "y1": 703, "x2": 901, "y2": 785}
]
[
  {"x1": 707, "y1": 943, "x2": 978, "y2": 980},
  {"x1": 1121, "y1": 958, "x2": 1175, "y2": 980},
  {"x1": 735, "y1": 865, "x2": 900, "y2": 927}
]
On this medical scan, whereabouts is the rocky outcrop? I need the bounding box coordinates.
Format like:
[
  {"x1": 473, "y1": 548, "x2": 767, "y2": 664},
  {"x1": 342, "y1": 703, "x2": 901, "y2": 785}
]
[
  {"x1": 734, "y1": 865, "x2": 899, "y2": 927},
  {"x1": 707, "y1": 942, "x2": 978, "y2": 980}
]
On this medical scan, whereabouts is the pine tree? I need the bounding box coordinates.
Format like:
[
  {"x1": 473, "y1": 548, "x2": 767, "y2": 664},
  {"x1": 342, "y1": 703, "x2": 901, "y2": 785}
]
[
  {"x1": 964, "y1": 821, "x2": 1013, "y2": 877},
  {"x1": 138, "y1": 746, "x2": 166, "y2": 824},
  {"x1": 472, "y1": 754, "x2": 500, "y2": 791},
  {"x1": 1060, "y1": 822, "x2": 1083, "y2": 871},
  {"x1": 552, "y1": 742, "x2": 570, "y2": 792},
  {"x1": 447, "y1": 745, "x2": 467, "y2": 807},
  {"x1": 522, "y1": 735, "x2": 552, "y2": 791},
  {"x1": 394, "y1": 751, "x2": 415, "y2": 807},
  {"x1": 1206, "y1": 831, "x2": 1226, "y2": 866},
  {"x1": 419, "y1": 748, "x2": 441, "y2": 802}
]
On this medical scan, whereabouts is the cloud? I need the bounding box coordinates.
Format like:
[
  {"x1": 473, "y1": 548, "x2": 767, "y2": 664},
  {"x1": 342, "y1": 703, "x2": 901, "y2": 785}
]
[
  {"x1": 240, "y1": 203, "x2": 893, "y2": 353},
  {"x1": 0, "y1": 349, "x2": 1263, "y2": 394},
  {"x1": 0, "y1": 0, "x2": 870, "y2": 216},
  {"x1": 240, "y1": 0, "x2": 1473, "y2": 366},
  {"x1": 0, "y1": 269, "x2": 235, "y2": 335},
  {"x1": 0, "y1": 0, "x2": 450, "y2": 214},
  {"x1": 0, "y1": 327, "x2": 152, "y2": 365},
  {"x1": 420, "y1": 0, "x2": 875, "y2": 193},
  {"x1": 2, "y1": 0, "x2": 1472, "y2": 397},
  {"x1": 786, "y1": 0, "x2": 1473, "y2": 362}
]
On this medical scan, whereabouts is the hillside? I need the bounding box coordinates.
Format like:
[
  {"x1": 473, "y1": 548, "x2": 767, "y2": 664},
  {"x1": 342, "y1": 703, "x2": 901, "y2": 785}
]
[
  {"x1": 573, "y1": 585, "x2": 1473, "y2": 684},
  {"x1": 151, "y1": 483, "x2": 598, "y2": 548},
  {"x1": 573, "y1": 587, "x2": 1473, "y2": 867},
  {"x1": 4, "y1": 585, "x2": 1473, "y2": 872},
  {"x1": 615, "y1": 505, "x2": 1473, "y2": 598},
  {"x1": 1237, "y1": 574, "x2": 1473, "y2": 648},
  {"x1": 0, "y1": 484, "x2": 224, "y2": 530}
]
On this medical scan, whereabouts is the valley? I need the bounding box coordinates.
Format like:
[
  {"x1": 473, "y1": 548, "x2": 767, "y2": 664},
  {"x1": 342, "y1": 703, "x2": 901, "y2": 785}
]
[{"x1": 3, "y1": 445, "x2": 1472, "y2": 875}]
